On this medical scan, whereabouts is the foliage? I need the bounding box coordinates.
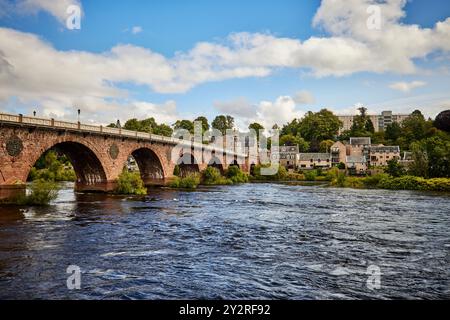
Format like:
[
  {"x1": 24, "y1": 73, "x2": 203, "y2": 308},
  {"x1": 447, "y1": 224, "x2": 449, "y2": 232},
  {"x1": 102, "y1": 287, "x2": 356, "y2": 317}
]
[
  {"x1": 225, "y1": 166, "x2": 249, "y2": 183},
  {"x1": 377, "y1": 175, "x2": 450, "y2": 191},
  {"x1": 29, "y1": 151, "x2": 76, "y2": 182},
  {"x1": 169, "y1": 173, "x2": 201, "y2": 189},
  {"x1": 115, "y1": 171, "x2": 147, "y2": 195},
  {"x1": 304, "y1": 170, "x2": 317, "y2": 181},
  {"x1": 434, "y1": 110, "x2": 450, "y2": 133},
  {"x1": 201, "y1": 167, "x2": 232, "y2": 185},
  {"x1": 194, "y1": 116, "x2": 210, "y2": 134},
  {"x1": 348, "y1": 107, "x2": 374, "y2": 137},
  {"x1": 279, "y1": 134, "x2": 310, "y2": 151},
  {"x1": 319, "y1": 139, "x2": 334, "y2": 153},
  {"x1": 173, "y1": 165, "x2": 181, "y2": 177},
  {"x1": 336, "y1": 162, "x2": 346, "y2": 170},
  {"x1": 212, "y1": 115, "x2": 234, "y2": 135},
  {"x1": 123, "y1": 117, "x2": 173, "y2": 137},
  {"x1": 174, "y1": 120, "x2": 194, "y2": 134},
  {"x1": 384, "y1": 158, "x2": 406, "y2": 177},
  {"x1": 248, "y1": 122, "x2": 265, "y2": 141},
  {"x1": 298, "y1": 109, "x2": 342, "y2": 150},
  {"x1": 16, "y1": 179, "x2": 60, "y2": 206},
  {"x1": 250, "y1": 164, "x2": 290, "y2": 181}
]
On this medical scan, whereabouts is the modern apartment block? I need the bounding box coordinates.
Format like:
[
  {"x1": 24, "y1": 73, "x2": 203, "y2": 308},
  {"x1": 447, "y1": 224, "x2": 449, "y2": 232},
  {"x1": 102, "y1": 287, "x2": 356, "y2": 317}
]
[{"x1": 338, "y1": 110, "x2": 409, "y2": 133}]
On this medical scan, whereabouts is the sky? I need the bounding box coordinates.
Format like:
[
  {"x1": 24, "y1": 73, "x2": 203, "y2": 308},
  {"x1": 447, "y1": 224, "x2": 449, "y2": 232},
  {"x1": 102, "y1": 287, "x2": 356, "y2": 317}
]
[{"x1": 0, "y1": 0, "x2": 449, "y2": 130}]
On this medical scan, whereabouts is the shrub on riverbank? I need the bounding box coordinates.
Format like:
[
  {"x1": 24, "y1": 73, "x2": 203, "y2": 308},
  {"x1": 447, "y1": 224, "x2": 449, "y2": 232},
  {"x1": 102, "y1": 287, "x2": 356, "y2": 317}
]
[
  {"x1": 115, "y1": 171, "x2": 147, "y2": 195},
  {"x1": 250, "y1": 164, "x2": 289, "y2": 181},
  {"x1": 378, "y1": 175, "x2": 450, "y2": 192},
  {"x1": 201, "y1": 167, "x2": 232, "y2": 185},
  {"x1": 12, "y1": 179, "x2": 60, "y2": 206},
  {"x1": 169, "y1": 173, "x2": 201, "y2": 189},
  {"x1": 226, "y1": 166, "x2": 249, "y2": 184}
]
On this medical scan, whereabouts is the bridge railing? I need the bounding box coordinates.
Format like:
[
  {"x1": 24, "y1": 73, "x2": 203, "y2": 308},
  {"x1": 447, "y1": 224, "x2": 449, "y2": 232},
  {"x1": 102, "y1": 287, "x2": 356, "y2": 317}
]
[{"x1": 0, "y1": 112, "x2": 247, "y2": 157}]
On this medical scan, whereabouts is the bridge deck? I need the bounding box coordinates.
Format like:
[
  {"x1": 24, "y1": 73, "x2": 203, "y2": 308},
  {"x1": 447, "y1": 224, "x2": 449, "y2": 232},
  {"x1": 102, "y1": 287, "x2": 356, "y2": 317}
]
[{"x1": 0, "y1": 112, "x2": 246, "y2": 157}]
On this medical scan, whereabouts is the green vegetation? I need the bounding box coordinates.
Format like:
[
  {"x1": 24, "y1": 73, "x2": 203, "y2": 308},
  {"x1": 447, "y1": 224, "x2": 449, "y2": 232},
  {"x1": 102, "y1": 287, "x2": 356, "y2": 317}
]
[
  {"x1": 115, "y1": 170, "x2": 147, "y2": 195},
  {"x1": 304, "y1": 170, "x2": 318, "y2": 181},
  {"x1": 201, "y1": 167, "x2": 232, "y2": 185},
  {"x1": 169, "y1": 173, "x2": 201, "y2": 189},
  {"x1": 10, "y1": 179, "x2": 60, "y2": 206},
  {"x1": 29, "y1": 151, "x2": 76, "y2": 182},
  {"x1": 173, "y1": 165, "x2": 181, "y2": 177},
  {"x1": 225, "y1": 166, "x2": 249, "y2": 184},
  {"x1": 109, "y1": 117, "x2": 173, "y2": 137}
]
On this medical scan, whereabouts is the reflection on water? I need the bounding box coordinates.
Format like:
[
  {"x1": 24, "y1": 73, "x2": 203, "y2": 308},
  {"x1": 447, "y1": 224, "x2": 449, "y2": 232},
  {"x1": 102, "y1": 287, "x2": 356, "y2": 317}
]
[{"x1": 0, "y1": 182, "x2": 449, "y2": 299}]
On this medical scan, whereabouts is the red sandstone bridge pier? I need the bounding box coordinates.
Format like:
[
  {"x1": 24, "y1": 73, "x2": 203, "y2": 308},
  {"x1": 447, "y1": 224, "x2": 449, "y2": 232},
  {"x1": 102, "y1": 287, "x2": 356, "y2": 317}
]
[{"x1": 0, "y1": 113, "x2": 256, "y2": 199}]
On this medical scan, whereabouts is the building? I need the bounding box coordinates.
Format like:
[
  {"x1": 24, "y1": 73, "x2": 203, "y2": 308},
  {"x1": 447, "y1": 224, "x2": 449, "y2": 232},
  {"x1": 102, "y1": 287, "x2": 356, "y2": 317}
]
[
  {"x1": 338, "y1": 111, "x2": 409, "y2": 133},
  {"x1": 298, "y1": 153, "x2": 332, "y2": 169},
  {"x1": 331, "y1": 141, "x2": 347, "y2": 166},
  {"x1": 346, "y1": 155, "x2": 367, "y2": 175},
  {"x1": 368, "y1": 145, "x2": 401, "y2": 167},
  {"x1": 279, "y1": 145, "x2": 299, "y2": 169}
]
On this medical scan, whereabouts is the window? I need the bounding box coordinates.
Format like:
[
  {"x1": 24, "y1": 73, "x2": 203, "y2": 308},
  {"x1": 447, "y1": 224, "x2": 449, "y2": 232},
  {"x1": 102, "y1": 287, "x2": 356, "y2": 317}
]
[{"x1": 301, "y1": 164, "x2": 306, "y2": 168}]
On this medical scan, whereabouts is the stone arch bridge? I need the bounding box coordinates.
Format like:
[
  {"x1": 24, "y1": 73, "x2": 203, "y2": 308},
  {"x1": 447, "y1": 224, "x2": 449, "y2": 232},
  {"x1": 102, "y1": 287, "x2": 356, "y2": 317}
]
[{"x1": 0, "y1": 113, "x2": 256, "y2": 199}]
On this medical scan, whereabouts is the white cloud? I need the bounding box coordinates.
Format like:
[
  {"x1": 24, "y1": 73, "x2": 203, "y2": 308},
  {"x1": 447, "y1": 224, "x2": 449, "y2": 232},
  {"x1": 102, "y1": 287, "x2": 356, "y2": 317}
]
[
  {"x1": 1, "y1": 0, "x2": 450, "y2": 124},
  {"x1": 293, "y1": 90, "x2": 315, "y2": 105},
  {"x1": 131, "y1": 26, "x2": 143, "y2": 35},
  {"x1": 389, "y1": 81, "x2": 427, "y2": 92},
  {"x1": 13, "y1": 0, "x2": 82, "y2": 23},
  {"x1": 214, "y1": 95, "x2": 305, "y2": 130},
  {"x1": 214, "y1": 97, "x2": 256, "y2": 118}
]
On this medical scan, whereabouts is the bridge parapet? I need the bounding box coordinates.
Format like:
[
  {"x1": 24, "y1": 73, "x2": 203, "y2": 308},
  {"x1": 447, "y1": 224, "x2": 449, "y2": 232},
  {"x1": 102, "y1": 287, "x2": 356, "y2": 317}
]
[{"x1": 0, "y1": 112, "x2": 246, "y2": 157}]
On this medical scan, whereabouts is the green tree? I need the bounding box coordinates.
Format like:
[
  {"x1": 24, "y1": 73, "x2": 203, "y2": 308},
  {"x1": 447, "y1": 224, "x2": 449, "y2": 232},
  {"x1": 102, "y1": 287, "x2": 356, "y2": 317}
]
[
  {"x1": 124, "y1": 118, "x2": 141, "y2": 131},
  {"x1": 384, "y1": 122, "x2": 402, "y2": 142},
  {"x1": 319, "y1": 139, "x2": 334, "y2": 153},
  {"x1": 194, "y1": 116, "x2": 210, "y2": 134},
  {"x1": 174, "y1": 120, "x2": 194, "y2": 134},
  {"x1": 365, "y1": 118, "x2": 375, "y2": 133},
  {"x1": 153, "y1": 123, "x2": 173, "y2": 137},
  {"x1": 248, "y1": 122, "x2": 265, "y2": 141},
  {"x1": 385, "y1": 158, "x2": 405, "y2": 177},
  {"x1": 212, "y1": 115, "x2": 234, "y2": 135},
  {"x1": 279, "y1": 134, "x2": 309, "y2": 151},
  {"x1": 298, "y1": 109, "x2": 342, "y2": 151},
  {"x1": 401, "y1": 110, "x2": 430, "y2": 143}
]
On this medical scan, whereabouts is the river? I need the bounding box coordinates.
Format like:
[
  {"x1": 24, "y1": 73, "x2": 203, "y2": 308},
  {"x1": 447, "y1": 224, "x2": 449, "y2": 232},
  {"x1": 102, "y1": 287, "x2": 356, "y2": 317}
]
[{"x1": 0, "y1": 182, "x2": 449, "y2": 299}]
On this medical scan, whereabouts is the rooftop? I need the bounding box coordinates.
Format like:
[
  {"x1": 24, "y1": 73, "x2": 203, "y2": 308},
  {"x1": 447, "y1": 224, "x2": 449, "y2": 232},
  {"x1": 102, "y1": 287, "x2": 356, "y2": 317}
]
[{"x1": 298, "y1": 153, "x2": 331, "y2": 161}]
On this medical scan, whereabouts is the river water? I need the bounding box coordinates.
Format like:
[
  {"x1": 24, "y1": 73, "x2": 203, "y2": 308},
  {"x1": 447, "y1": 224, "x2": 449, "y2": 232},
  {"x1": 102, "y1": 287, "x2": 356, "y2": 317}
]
[{"x1": 0, "y1": 182, "x2": 449, "y2": 299}]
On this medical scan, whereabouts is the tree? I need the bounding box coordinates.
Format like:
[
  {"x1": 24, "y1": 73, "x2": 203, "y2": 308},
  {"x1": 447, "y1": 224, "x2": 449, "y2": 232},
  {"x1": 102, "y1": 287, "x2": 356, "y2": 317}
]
[
  {"x1": 401, "y1": 110, "x2": 430, "y2": 143},
  {"x1": 365, "y1": 118, "x2": 375, "y2": 133},
  {"x1": 385, "y1": 158, "x2": 405, "y2": 177},
  {"x1": 298, "y1": 109, "x2": 342, "y2": 150},
  {"x1": 123, "y1": 118, "x2": 141, "y2": 131},
  {"x1": 174, "y1": 120, "x2": 194, "y2": 134},
  {"x1": 212, "y1": 115, "x2": 234, "y2": 135},
  {"x1": 319, "y1": 139, "x2": 334, "y2": 153},
  {"x1": 279, "y1": 134, "x2": 309, "y2": 151},
  {"x1": 248, "y1": 122, "x2": 265, "y2": 141},
  {"x1": 385, "y1": 122, "x2": 402, "y2": 142},
  {"x1": 153, "y1": 124, "x2": 173, "y2": 137},
  {"x1": 434, "y1": 110, "x2": 450, "y2": 133},
  {"x1": 194, "y1": 116, "x2": 210, "y2": 134}
]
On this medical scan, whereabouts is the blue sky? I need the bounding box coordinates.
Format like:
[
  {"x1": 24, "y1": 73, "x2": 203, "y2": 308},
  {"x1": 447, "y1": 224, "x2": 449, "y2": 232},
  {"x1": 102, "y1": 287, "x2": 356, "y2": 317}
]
[{"x1": 0, "y1": 0, "x2": 449, "y2": 128}]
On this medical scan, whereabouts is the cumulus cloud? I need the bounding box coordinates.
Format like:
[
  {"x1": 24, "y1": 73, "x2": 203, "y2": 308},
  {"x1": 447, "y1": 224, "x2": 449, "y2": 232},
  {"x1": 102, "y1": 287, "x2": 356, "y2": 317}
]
[
  {"x1": 389, "y1": 81, "x2": 427, "y2": 92},
  {"x1": 214, "y1": 95, "x2": 305, "y2": 130},
  {"x1": 214, "y1": 97, "x2": 256, "y2": 118},
  {"x1": 1, "y1": 0, "x2": 450, "y2": 124},
  {"x1": 6, "y1": 0, "x2": 82, "y2": 23},
  {"x1": 131, "y1": 26, "x2": 143, "y2": 35},
  {"x1": 293, "y1": 90, "x2": 315, "y2": 105}
]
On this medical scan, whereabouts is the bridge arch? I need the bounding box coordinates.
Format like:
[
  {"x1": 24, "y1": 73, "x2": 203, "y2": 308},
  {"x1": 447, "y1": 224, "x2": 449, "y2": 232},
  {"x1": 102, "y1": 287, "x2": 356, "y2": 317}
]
[
  {"x1": 177, "y1": 152, "x2": 200, "y2": 177},
  {"x1": 127, "y1": 147, "x2": 165, "y2": 184},
  {"x1": 27, "y1": 141, "x2": 108, "y2": 190}
]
